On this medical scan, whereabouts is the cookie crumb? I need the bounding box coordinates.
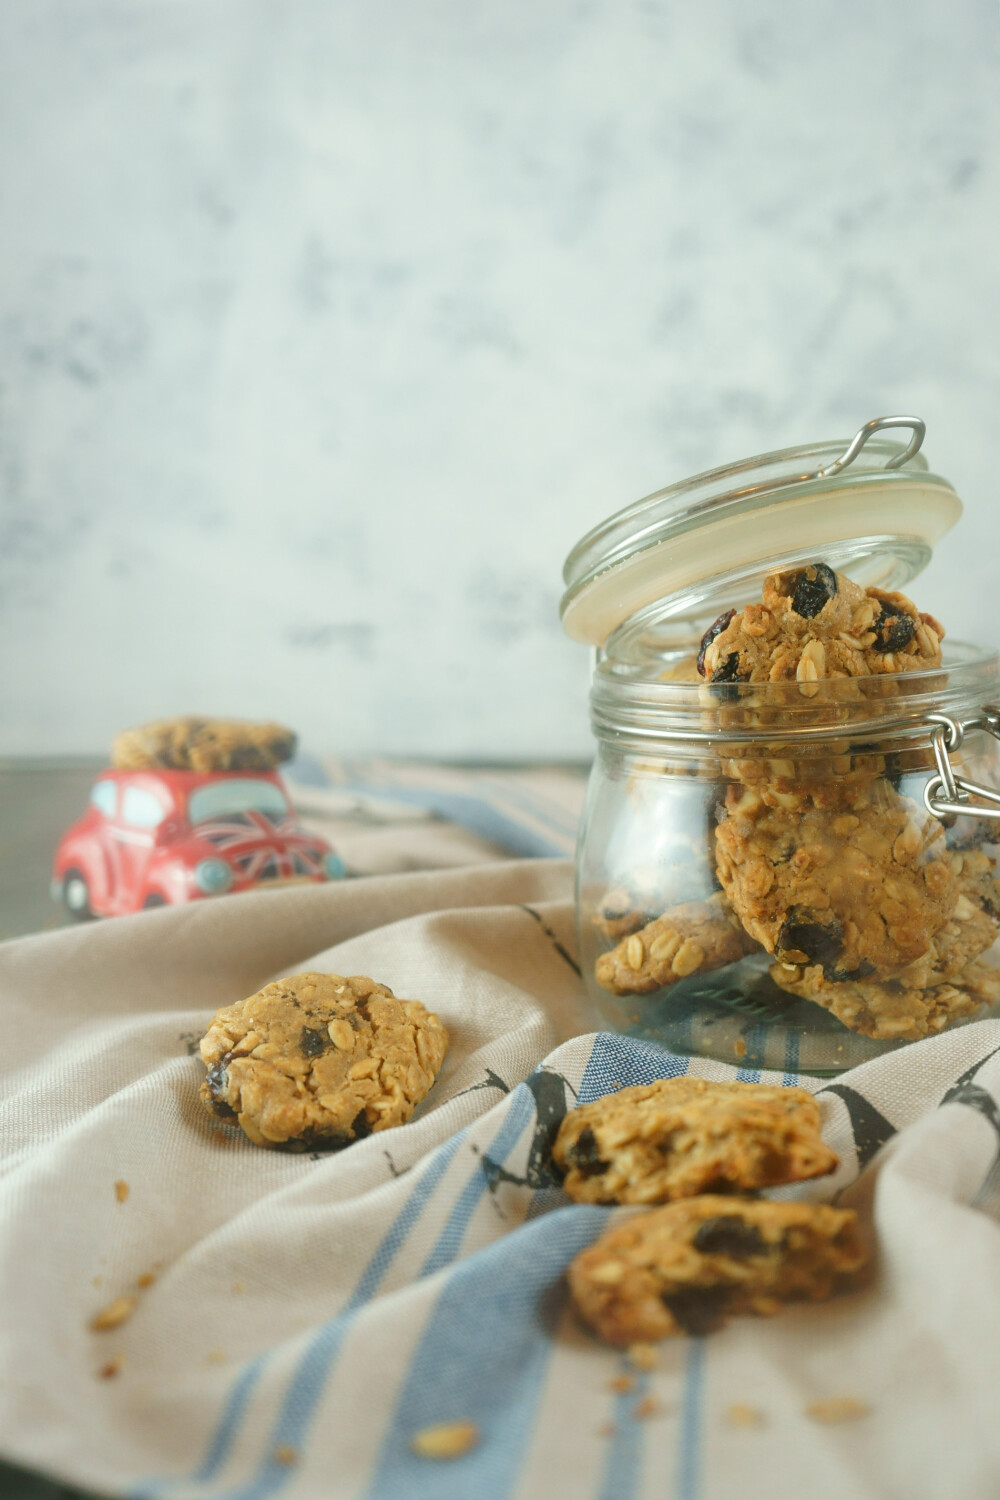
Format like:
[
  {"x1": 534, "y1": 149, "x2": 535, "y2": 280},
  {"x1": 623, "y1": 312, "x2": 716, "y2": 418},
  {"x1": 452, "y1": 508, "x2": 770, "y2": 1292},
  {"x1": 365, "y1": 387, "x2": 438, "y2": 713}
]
[
  {"x1": 272, "y1": 1446, "x2": 297, "y2": 1467},
  {"x1": 734, "y1": 1038, "x2": 748, "y2": 1059},
  {"x1": 92, "y1": 1276, "x2": 103, "y2": 1288},
  {"x1": 91, "y1": 1296, "x2": 137, "y2": 1332},
  {"x1": 114, "y1": 1180, "x2": 130, "y2": 1203},
  {"x1": 627, "y1": 1343, "x2": 659, "y2": 1371},
  {"x1": 805, "y1": 1396, "x2": 869, "y2": 1425},
  {"x1": 609, "y1": 1375, "x2": 635, "y2": 1394},
  {"x1": 206, "y1": 1349, "x2": 227, "y2": 1365},
  {"x1": 727, "y1": 1403, "x2": 764, "y2": 1428},
  {"x1": 411, "y1": 1421, "x2": 480, "y2": 1459},
  {"x1": 633, "y1": 1397, "x2": 661, "y2": 1420},
  {"x1": 232, "y1": 1282, "x2": 246, "y2": 1294},
  {"x1": 98, "y1": 1355, "x2": 125, "y2": 1379},
  {"x1": 137, "y1": 1272, "x2": 157, "y2": 1289},
  {"x1": 597, "y1": 1422, "x2": 618, "y2": 1439}
]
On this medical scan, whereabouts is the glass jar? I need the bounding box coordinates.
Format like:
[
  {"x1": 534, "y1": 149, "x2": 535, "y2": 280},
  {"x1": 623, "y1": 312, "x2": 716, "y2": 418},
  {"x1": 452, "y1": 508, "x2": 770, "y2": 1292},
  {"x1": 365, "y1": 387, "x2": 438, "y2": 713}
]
[{"x1": 561, "y1": 417, "x2": 1000, "y2": 1075}]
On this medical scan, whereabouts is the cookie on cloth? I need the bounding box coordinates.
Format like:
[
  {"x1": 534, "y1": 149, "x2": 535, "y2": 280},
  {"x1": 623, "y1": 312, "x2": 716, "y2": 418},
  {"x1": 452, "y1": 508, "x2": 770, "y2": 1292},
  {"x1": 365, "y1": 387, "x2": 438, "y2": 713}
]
[
  {"x1": 569, "y1": 1196, "x2": 866, "y2": 1344},
  {"x1": 199, "y1": 972, "x2": 449, "y2": 1150},
  {"x1": 112, "y1": 716, "x2": 297, "y2": 772},
  {"x1": 553, "y1": 1077, "x2": 837, "y2": 1204}
]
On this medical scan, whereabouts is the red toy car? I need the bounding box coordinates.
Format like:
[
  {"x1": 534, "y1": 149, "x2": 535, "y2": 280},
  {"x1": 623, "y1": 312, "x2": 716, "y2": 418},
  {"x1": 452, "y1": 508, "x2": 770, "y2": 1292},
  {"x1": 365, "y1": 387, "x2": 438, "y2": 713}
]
[{"x1": 52, "y1": 767, "x2": 346, "y2": 918}]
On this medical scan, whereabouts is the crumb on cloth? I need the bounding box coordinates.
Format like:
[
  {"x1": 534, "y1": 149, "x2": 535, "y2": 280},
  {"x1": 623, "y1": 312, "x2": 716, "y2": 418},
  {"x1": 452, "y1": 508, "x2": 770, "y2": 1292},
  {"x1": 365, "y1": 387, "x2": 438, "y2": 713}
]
[
  {"x1": 411, "y1": 1421, "x2": 480, "y2": 1459},
  {"x1": 806, "y1": 1396, "x2": 870, "y2": 1424},
  {"x1": 91, "y1": 1297, "x2": 137, "y2": 1332},
  {"x1": 727, "y1": 1403, "x2": 764, "y2": 1428},
  {"x1": 632, "y1": 1397, "x2": 661, "y2": 1420}
]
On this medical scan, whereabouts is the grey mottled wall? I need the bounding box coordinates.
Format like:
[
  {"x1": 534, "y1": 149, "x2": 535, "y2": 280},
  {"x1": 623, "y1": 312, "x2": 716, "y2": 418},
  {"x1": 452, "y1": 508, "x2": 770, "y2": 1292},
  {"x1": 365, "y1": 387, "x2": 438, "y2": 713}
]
[{"x1": 1, "y1": 0, "x2": 998, "y2": 757}]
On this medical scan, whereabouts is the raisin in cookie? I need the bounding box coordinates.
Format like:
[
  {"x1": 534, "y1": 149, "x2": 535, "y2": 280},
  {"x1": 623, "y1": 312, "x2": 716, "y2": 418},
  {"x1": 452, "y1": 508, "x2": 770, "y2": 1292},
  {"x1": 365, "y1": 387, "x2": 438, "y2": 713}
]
[
  {"x1": 698, "y1": 564, "x2": 943, "y2": 689},
  {"x1": 568, "y1": 1197, "x2": 866, "y2": 1344},
  {"x1": 199, "y1": 972, "x2": 448, "y2": 1149},
  {"x1": 553, "y1": 1078, "x2": 837, "y2": 1204},
  {"x1": 715, "y1": 782, "x2": 957, "y2": 980},
  {"x1": 595, "y1": 894, "x2": 759, "y2": 996},
  {"x1": 112, "y1": 716, "x2": 297, "y2": 772}
]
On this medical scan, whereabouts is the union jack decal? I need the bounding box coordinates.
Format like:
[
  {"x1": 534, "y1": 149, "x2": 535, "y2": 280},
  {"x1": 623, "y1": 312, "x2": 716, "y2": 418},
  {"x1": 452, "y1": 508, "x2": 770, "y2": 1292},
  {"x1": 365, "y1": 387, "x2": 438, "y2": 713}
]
[{"x1": 195, "y1": 812, "x2": 326, "y2": 882}]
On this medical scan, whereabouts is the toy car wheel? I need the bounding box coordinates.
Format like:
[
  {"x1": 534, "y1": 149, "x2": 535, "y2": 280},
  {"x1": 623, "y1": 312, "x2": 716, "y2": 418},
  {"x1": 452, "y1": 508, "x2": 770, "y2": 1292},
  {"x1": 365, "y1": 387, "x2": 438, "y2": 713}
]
[
  {"x1": 143, "y1": 893, "x2": 167, "y2": 909},
  {"x1": 63, "y1": 868, "x2": 93, "y2": 921}
]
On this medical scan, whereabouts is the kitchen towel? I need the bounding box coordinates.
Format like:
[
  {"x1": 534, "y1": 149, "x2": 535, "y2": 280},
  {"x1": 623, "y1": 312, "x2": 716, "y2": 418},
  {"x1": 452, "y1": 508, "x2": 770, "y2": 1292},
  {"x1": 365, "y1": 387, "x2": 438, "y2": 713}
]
[{"x1": 3, "y1": 858, "x2": 1000, "y2": 1499}]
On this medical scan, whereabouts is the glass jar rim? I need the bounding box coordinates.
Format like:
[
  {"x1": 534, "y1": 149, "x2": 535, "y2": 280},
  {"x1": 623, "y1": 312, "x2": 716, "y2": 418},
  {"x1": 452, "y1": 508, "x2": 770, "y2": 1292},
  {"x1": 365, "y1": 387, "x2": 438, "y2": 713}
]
[
  {"x1": 590, "y1": 640, "x2": 1000, "y2": 749},
  {"x1": 561, "y1": 417, "x2": 961, "y2": 658}
]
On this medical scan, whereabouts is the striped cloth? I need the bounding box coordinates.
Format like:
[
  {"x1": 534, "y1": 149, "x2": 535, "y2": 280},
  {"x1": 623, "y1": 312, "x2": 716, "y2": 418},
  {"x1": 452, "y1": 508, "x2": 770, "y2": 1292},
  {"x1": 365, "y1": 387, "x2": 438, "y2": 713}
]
[
  {"x1": 3, "y1": 860, "x2": 1000, "y2": 1499},
  {"x1": 285, "y1": 756, "x2": 587, "y2": 861}
]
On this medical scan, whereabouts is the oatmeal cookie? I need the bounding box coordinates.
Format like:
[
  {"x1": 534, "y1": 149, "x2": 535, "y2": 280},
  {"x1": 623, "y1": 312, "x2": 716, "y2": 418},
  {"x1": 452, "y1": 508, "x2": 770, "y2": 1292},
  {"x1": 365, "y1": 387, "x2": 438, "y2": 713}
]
[
  {"x1": 553, "y1": 1077, "x2": 837, "y2": 1204},
  {"x1": 112, "y1": 717, "x2": 297, "y2": 772},
  {"x1": 568, "y1": 1196, "x2": 866, "y2": 1344},
  {"x1": 698, "y1": 564, "x2": 943, "y2": 690},
  {"x1": 595, "y1": 894, "x2": 759, "y2": 996},
  {"x1": 770, "y1": 958, "x2": 1000, "y2": 1041},
  {"x1": 769, "y1": 854, "x2": 1000, "y2": 1039},
  {"x1": 715, "y1": 782, "x2": 957, "y2": 979},
  {"x1": 199, "y1": 972, "x2": 448, "y2": 1149}
]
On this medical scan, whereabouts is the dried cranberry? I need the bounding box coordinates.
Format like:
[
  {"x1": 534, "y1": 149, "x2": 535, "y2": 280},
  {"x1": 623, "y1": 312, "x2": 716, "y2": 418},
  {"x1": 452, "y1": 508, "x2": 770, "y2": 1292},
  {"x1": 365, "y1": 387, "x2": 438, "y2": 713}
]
[
  {"x1": 697, "y1": 609, "x2": 737, "y2": 677},
  {"x1": 568, "y1": 1126, "x2": 609, "y2": 1178},
  {"x1": 693, "y1": 1216, "x2": 767, "y2": 1258},
  {"x1": 776, "y1": 912, "x2": 844, "y2": 977},
  {"x1": 789, "y1": 563, "x2": 838, "y2": 619},
  {"x1": 661, "y1": 1286, "x2": 730, "y2": 1335},
  {"x1": 710, "y1": 652, "x2": 746, "y2": 684},
  {"x1": 872, "y1": 604, "x2": 916, "y2": 654}
]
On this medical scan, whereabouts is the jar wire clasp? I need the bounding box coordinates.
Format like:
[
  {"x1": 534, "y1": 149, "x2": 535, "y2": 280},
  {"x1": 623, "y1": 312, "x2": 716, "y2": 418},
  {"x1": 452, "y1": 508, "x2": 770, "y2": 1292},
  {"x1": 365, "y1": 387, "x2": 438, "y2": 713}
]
[
  {"x1": 814, "y1": 415, "x2": 926, "y2": 480},
  {"x1": 924, "y1": 709, "x2": 1000, "y2": 824}
]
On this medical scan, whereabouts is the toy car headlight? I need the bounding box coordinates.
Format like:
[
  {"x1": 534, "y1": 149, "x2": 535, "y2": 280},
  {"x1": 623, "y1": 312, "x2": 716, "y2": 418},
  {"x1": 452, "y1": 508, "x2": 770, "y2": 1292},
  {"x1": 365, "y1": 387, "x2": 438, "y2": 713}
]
[
  {"x1": 193, "y1": 858, "x2": 233, "y2": 894},
  {"x1": 323, "y1": 852, "x2": 347, "y2": 880}
]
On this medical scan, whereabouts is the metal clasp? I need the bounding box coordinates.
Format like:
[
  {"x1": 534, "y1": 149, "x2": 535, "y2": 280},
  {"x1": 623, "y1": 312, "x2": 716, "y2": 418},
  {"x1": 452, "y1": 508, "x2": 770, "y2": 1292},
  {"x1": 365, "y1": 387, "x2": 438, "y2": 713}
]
[
  {"x1": 923, "y1": 707, "x2": 1000, "y2": 824},
  {"x1": 814, "y1": 415, "x2": 926, "y2": 480}
]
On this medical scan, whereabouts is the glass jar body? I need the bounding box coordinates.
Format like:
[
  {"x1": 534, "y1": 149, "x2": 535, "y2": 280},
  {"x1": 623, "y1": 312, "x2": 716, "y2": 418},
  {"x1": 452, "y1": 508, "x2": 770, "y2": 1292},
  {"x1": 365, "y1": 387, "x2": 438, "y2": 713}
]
[{"x1": 576, "y1": 664, "x2": 1000, "y2": 1076}]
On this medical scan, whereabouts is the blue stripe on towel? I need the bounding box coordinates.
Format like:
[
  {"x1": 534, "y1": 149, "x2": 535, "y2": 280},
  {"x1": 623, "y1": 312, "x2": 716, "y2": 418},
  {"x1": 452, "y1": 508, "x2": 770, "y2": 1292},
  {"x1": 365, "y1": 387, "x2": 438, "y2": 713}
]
[
  {"x1": 325, "y1": 779, "x2": 569, "y2": 858},
  {"x1": 362, "y1": 1205, "x2": 607, "y2": 1500},
  {"x1": 165, "y1": 1083, "x2": 544, "y2": 1500},
  {"x1": 578, "y1": 1033, "x2": 690, "y2": 1105},
  {"x1": 132, "y1": 1128, "x2": 466, "y2": 1500},
  {"x1": 597, "y1": 1363, "x2": 650, "y2": 1500},
  {"x1": 782, "y1": 1028, "x2": 801, "y2": 1085},
  {"x1": 675, "y1": 1339, "x2": 707, "y2": 1500},
  {"x1": 419, "y1": 1087, "x2": 534, "y2": 1277}
]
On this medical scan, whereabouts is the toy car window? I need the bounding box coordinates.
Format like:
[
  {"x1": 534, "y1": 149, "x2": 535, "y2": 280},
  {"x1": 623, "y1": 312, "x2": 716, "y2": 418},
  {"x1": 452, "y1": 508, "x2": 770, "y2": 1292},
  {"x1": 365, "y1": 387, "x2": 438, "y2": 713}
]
[
  {"x1": 188, "y1": 779, "x2": 289, "y2": 825},
  {"x1": 89, "y1": 780, "x2": 117, "y2": 817},
  {"x1": 121, "y1": 786, "x2": 165, "y2": 828}
]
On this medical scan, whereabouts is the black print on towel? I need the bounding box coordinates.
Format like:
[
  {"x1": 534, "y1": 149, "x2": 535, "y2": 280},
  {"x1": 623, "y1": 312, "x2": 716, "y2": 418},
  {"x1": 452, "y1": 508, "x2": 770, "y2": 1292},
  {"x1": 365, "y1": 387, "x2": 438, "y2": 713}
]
[
  {"x1": 941, "y1": 1045, "x2": 1000, "y2": 1146},
  {"x1": 818, "y1": 1084, "x2": 897, "y2": 1172},
  {"x1": 480, "y1": 1069, "x2": 576, "y2": 1192},
  {"x1": 454, "y1": 1068, "x2": 512, "y2": 1102},
  {"x1": 519, "y1": 905, "x2": 582, "y2": 978}
]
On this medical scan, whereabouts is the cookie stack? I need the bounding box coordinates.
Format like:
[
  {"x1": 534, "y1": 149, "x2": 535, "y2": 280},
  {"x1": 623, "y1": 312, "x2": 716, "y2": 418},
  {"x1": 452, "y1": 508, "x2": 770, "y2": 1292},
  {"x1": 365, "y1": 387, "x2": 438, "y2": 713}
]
[
  {"x1": 555, "y1": 1077, "x2": 865, "y2": 1344},
  {"x1": 594, "y1": 563, "x2": 1000, "y2": 1043}
]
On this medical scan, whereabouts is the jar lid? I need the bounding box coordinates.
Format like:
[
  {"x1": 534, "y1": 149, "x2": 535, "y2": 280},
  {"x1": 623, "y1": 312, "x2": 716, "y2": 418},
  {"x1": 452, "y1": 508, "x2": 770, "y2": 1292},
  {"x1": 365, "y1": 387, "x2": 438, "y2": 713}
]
[{"x1": 560, "y1": 416, "x2": 962, "y2": 663}]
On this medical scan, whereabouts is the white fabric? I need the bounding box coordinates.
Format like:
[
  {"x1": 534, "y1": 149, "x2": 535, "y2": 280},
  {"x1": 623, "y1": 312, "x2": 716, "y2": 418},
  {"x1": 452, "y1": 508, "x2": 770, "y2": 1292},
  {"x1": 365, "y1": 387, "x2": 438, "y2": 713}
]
[{"x1": 2, "y1": 858, "x2": 1000, "y2": 1500}]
